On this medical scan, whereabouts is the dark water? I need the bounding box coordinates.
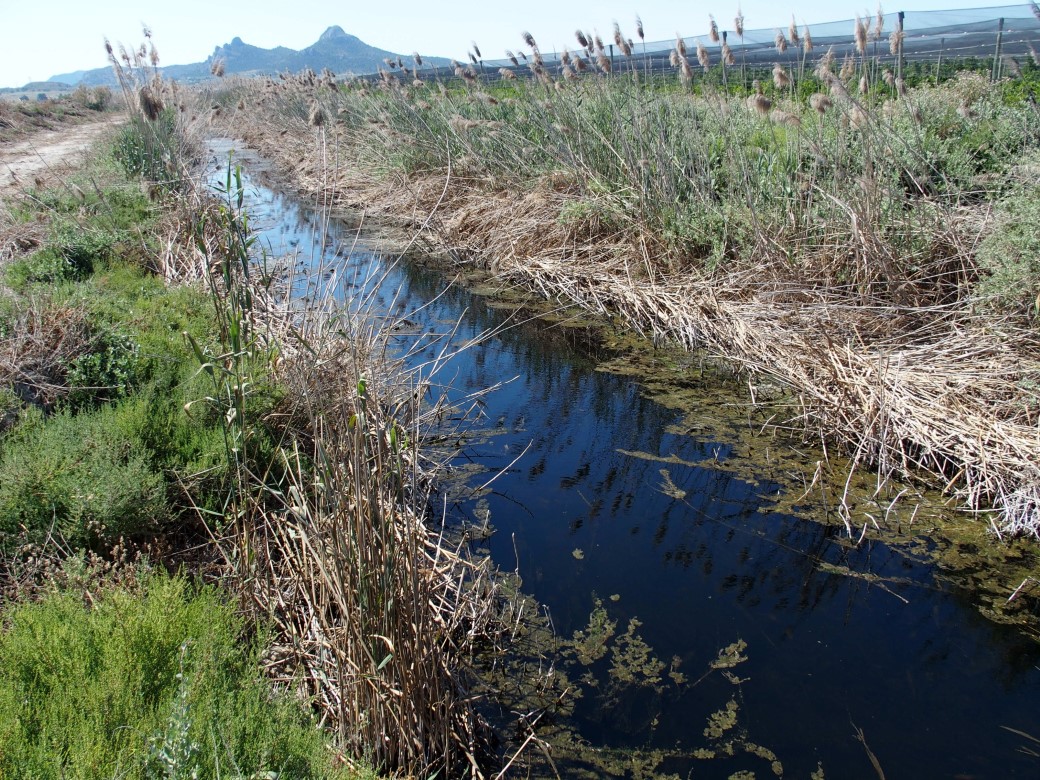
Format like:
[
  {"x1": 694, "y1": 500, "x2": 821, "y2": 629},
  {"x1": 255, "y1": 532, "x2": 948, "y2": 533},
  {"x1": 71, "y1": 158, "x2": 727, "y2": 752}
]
[{"x1": 209, "y1": 147, "x2": 1040, "y2": 778}]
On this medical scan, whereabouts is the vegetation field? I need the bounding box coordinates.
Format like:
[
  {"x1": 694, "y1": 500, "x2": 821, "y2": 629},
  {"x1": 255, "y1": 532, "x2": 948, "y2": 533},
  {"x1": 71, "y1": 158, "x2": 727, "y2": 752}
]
[{"x1": 2, "y1": 11, "x2": 1040, "y2": 779}]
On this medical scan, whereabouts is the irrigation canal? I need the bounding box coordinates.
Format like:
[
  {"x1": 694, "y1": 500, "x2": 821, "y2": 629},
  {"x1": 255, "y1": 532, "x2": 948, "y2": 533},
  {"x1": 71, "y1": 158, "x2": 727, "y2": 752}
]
[{"x1": 207, "y1": 141, "x2": 1040, "y2": 778}]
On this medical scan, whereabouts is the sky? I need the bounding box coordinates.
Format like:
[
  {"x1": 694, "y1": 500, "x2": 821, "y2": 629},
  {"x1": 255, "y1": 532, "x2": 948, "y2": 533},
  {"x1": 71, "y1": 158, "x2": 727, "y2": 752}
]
[{"x1": 0, "y1": 0, "x2": 1025, "y2": 88}]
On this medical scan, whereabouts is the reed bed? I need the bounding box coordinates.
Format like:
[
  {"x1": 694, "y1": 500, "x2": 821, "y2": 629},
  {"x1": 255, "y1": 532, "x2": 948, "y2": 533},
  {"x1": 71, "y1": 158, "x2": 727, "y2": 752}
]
[
  {"x1": 90, "y1": 40, "x2": 510, "y2": 776},
  {"x1": 196, "y1": 20, "x2": 1040, "y2": 540}
]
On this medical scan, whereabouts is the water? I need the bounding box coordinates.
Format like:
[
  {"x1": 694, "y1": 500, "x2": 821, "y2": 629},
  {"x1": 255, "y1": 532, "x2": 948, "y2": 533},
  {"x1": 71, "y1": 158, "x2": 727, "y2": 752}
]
[{"x1": 207, "y1": 144, "x2": 1040, "y2": 778}]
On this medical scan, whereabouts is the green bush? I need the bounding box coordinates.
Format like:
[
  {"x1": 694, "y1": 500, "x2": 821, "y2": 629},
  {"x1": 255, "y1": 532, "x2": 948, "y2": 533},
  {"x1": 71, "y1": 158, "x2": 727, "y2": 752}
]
[
  {"x1": 0, "y1": 406, "x2": 167, "y2": 553},
  {"x1": 975, "y1": 181, "x2": 1040, "y2": 317},
  {"x1": 65, "y1": 328, "x2": 141, "y2": 409},
  {"x1": 114, "y1": 110, "x2": 181, "y2": 185},
  {"x1": 0, "y1": 571, "x2": 357, "y2": 780}
]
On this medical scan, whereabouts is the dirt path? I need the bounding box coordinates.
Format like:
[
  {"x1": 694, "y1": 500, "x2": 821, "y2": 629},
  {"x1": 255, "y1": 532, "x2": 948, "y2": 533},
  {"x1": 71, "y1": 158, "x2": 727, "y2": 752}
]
[{"x1": 0, "y1": 116, "x2": 123, "y2": 196}]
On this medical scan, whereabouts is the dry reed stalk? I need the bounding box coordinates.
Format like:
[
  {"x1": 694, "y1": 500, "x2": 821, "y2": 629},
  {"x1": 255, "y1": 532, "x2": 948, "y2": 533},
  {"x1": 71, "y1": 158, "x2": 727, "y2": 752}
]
[{"x1": 228, "y1": 78, "x2": 1040, "y2": 544}]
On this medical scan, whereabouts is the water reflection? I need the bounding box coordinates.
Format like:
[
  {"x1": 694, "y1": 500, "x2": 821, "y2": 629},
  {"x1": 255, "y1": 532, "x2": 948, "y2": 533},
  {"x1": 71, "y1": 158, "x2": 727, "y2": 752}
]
[{"x1": 212, "y1": 148, "x2": 1040, "y2": 778}]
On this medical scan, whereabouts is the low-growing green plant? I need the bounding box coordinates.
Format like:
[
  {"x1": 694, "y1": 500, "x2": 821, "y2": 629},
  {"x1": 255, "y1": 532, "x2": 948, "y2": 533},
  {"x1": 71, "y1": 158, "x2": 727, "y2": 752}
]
[
  {"x1": 975, "y1": 180, "x2": 1040, "y2": 318},
  {"x1": 0, "y1": 405, "x2": 168, "y2": 552},
  {"x1": 0, "y1": 569, "x2": 359, "y2": 780},
  {"x1": 65, "y1": 327, "x2": 140, "y2": 408}
]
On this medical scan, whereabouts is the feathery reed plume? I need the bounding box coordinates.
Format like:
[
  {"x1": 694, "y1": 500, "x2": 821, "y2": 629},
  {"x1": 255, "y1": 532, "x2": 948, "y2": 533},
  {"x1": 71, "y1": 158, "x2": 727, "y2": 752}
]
[
  {"x1": 816, "y1": 46, "x2": 836, "y2": 78},
  {"x1": 471, "y1": 41, "x2": 481, "y2": 58},
  {"x1": 859, "y1": 74, "x2": 869, "y2": 94},
  {"x1": 142, "y1": 24, "x2": 152, "y2": 39},
  {"x1": 413, "y1": 52, "x2": 423, "y2": 67},
  {"x1": 1004, "y1": 56, "x2": 1023, "y2": 78},
  {"x1": 505, "y1": 50, "x2": 519, "y2": 66},
  {"x1": 809, "y1": 92, "x2": 832, "y2": 113},
  {"x1": 803, "y1": 24, "x2": 813, "y2": 52},
  {"x1": 594, "y1": 33, "x2": 605, "y2": 52},
  {"x1": 840, "y1": 54, "x2": 856, "y2": 80},
  {"x1": 722, "y1": 41, "x2": 735, "y2": 66},
  {"x1": 210, "y1": 58, "x2": 226, "y2": 77},
  {"x1": 850, "y1": 104, "x2": 869, "y2": 127},
  {"x1": 735, "y1": 7, "x2": 745, "y2": 38},
  {"x1": 669, "y1": 49, "x2": 680, "y2": 68},
  {"x1": 148, "y1": 43, "x2": 159, "y2": 67},
  {"x1": 1031, "y1": 1, "x2": 1040, "y2": 20},
  {"x1": 308, "y1": 102, "x2": 325, "y2": 127},
  {"x1": 575, "y1": 29, "x2": 589, "y2": 49},
  {"x1": 104, "y1": 38, "x2": 114, "y2": 59},
  {"x1": 889, "y1": 29, "x2": 904, "y2": 56},
  {"x1": 137, "y1": 85, "x2": 163, "y2": 120},
  {"x1": 596, "y1": 48, "x2": 611, "y2": 73},
  {"x1": 467, "y1": 52, "x2": 478, "y2": 65},
  {"x1": 522, "y1": 31, "x2": 537, "y2": 49},
  {"x1": 883, "y1": 68, "x2": 895, "y2": 88},
  {"x1": 772, "y1": 110, "x2": 801, "y2": 126},
  {"x1": 697, "y1": 40, "x2": 710, "y2": 71},
  {"x1": 574, "y1": 54, "x2": 588, "y2": 71},
  {"x1": 614, "y1": 22, "x2": 632, "y2": 56},
  {"x1": 561, "y1": 48, "x2": 571, "y2": 66},
  {"x1": 854, "y1": 15, "x2": 868, "y2": 55},
  {"x1": 636, "y1": 15, "x2": 644, "y2": 40},
  {"x1": 775, "y1": 30, "x2": 788, "y2": 54},
  {"x1": 789, "y1": 16, "x2": 800, "y2": 48},
  {"x1": 753, "y1": 78, "x2": 763, "y2": 95},
  {"x1": 773, "y1": 63, "x2": 791, "y2": 89},
  {"x1": 498, "y1": 67, "x2": 517, "y2": 80},
  {"x1": 709, "y1": 16, "x2": 720, "y2": 44},
  {"x1": 895, "y1": 76, "x2": 906, "y2": 96},
  {"x1": 680, "y1": 56, "x2": 694, "y2": 84},
  {"x1": 675, "y1": 34, "x2": 687, "y2": 57},
  {"x1": 874, "y1": 4, "x2": 885, "y2": 40},
  {"x1": 748, "y1": 93, "x2": 772, "y2": 115}
]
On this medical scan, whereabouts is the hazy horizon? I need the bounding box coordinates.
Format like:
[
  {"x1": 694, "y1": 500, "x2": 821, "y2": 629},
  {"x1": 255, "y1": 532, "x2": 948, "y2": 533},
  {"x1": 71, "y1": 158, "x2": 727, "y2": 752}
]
[{"x1": 2, "y1": 0, "x2": 1026, "y2": 89}]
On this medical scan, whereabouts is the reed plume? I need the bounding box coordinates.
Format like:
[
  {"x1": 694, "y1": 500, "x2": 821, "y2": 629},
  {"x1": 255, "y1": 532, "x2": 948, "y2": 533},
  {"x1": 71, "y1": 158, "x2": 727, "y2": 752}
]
[
  {"x1": 809, "y1": 92, "x2": 832, "y2": 113},
  {"x1": 748, "y1": 93, "x2": 772, "y2": 116},
  {"x1": 789, "y1": 16, "x2": 800, "y2": 48},
  {"x1": 859, "y1": 74, "x2": 869, "y2": 94},
  {"x1": 471, "y1": 41, "x2": 481, "y2": 58},
  {"x1": 873, "y1": 4, "x2": 885, "y2": 40},
  {"x1": 210, "y1": 58, "x2": 226, "y2": 77},
  {"x1": 722, "y1": 42, "x2": 735, "y2": 66},
  {"x1": 636, "y1": 15, "x2": 644, "y2": 40},
  {"x1": 697, "y1": 40, "x2": 710, "y2": 71},
  {"x1": 498, "y1": 67, "x2": 517, "y2": 80},
  {"x1": 883, "y1": 69, "x2": 895, "y2": 88},
  {"x1": 308, "y1": 102, "x2": 325, "y2": 127},
  {"x1": 773, "y1": 63, "x2": 791, "y2": 89},
  {"x1": 522, "y1": 31, "x2": 537, "y2": 49},
  {"x1": 803, "y1": 24, "x2": 813, "y2": 52},
  {"x1": 775, "y1": 31, "x2": 788, "y2": 54},
  {"x1": 854, "y1": 16, "x2": 868, "y2": 55},
  {"x1": 506, "y1": 50, "x2": 519, "y2": 66},
  {"x1": 1031, "y1": 1, "x2": 1040, "y2": 21},
  {"x1": 709, "y1": 16, "x2": 720, "y2": 44},
  {"x1": 675, "y1": 34, "x2": 687, "y2": 57},
  {"x1": 575, "y1": 30, "x2": 589, "y2": 49},
  {"x1": 413, "y1": 52, "x2": 423, "y2": 67},
  {"x1": 735, "y1": 7, "x2": 745, "y2": 38},
  {"x1": 889, "y1": 29, "x2": 904, "y2": 57},
  {"x1": 137, "y1": 85, "x2": 163, "y2": 120},
  {"x1": 840, "y1": 54, "x2": 856, "y2": 80}
]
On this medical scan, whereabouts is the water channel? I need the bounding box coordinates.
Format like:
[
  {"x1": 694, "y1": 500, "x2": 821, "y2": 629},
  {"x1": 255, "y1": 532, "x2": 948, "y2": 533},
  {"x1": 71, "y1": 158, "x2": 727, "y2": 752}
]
[{"x1": 207, "y1": 142, "x2": 1040, "y2": 778}]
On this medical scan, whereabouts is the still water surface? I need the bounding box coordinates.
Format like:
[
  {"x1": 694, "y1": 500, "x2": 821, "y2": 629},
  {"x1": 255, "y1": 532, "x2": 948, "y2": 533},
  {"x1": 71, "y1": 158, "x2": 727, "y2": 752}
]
[{"x1": 210, "y1": 147, "x2": 1040, "y2": 778}]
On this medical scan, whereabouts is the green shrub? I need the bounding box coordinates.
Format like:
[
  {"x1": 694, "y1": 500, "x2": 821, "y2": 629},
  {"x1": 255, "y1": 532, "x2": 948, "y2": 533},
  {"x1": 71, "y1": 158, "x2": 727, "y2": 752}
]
[
  {"x1": 975, "y1": 181, "x2": 1040, "y2": 317},
  {"x1": 0, "y1": 406, "x2": 168, "y2": 553},
  {"x1": 0, "y1": 571, "x2": 357, "y2": 780},
  {"x1": 65, "y1": 328, "x2": 141, "y2": 409}
]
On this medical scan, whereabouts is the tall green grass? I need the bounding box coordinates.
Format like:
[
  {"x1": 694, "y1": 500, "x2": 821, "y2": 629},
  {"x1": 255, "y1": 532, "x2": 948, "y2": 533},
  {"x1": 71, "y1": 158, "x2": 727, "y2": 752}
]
[{"x1": 0, "y1": 568, "x2": 360, "y2": 780}]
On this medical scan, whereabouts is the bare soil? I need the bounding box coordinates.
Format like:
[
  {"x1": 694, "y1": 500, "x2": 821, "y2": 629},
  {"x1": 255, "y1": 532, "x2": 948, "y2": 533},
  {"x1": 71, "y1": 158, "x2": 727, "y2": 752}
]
[{"x1": 0, "y1": 115, "x2": 123, "y2": 197}]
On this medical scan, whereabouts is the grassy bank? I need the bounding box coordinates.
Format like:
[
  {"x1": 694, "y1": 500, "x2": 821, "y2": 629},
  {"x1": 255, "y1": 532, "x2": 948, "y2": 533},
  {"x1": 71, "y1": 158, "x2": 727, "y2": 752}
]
[
  {"x1": 0, "y1": 43, "x2": 504, "y2": 779},
  {"x1": 201, "y1": 41, "x2": 1040, "y2": 541}
]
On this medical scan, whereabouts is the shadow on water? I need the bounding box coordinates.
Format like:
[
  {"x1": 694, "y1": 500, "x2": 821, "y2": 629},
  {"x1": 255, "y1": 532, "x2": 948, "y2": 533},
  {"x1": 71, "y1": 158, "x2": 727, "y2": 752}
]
[{"x1": 207, "y1": 142, "x2": 1040, "y2": 778}]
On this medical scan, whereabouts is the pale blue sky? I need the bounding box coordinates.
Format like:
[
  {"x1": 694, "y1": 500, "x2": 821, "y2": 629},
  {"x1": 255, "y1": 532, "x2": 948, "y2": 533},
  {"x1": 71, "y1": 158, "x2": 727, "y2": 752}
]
[{"x1": 0, "y1": 0, "x2": 1024, "y2": 88}]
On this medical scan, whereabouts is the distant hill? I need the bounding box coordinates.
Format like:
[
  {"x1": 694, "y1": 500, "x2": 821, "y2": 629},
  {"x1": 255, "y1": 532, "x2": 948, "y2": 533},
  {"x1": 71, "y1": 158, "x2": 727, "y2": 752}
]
[
  {"x1": 0, "y1": 81, "x2": 73, "y2": 95},
  {"x1": 49, "y1": 27, "x2": 449, "y2": 87}
]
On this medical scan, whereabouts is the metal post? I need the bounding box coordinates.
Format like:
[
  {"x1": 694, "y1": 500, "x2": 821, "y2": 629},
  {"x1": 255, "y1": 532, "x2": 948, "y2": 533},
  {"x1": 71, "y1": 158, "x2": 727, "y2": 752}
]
[
  {"x1": 936, "y1": 36, "x2": 944, "y2": 85},
  {"x1": 992, "y1": 17, "x2": 1005, "y2": 82},
  {"x1": 897, "y1": 12, "x2": 905, "y2": 83}
]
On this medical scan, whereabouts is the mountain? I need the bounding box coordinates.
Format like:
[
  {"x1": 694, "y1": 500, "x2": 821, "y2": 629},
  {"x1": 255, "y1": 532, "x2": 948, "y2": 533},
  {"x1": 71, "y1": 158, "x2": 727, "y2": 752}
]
[{"x1": 49, "y1": 27, "x2": 449, "y2": 86}]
